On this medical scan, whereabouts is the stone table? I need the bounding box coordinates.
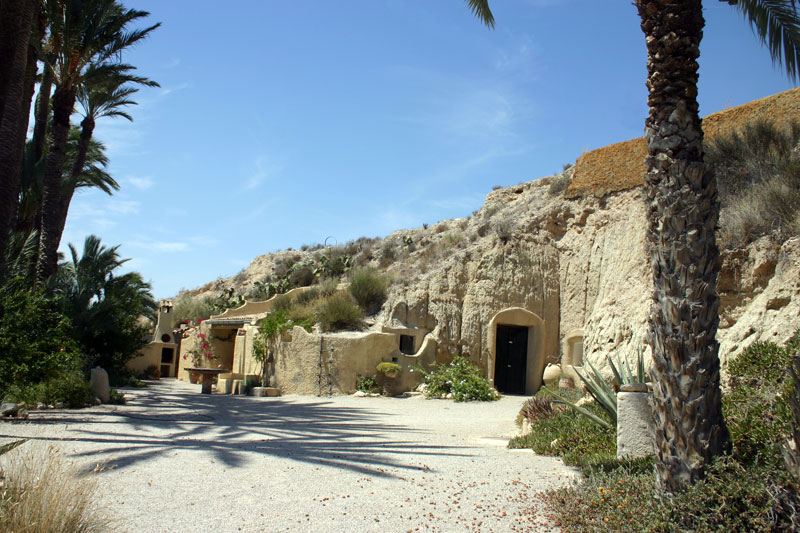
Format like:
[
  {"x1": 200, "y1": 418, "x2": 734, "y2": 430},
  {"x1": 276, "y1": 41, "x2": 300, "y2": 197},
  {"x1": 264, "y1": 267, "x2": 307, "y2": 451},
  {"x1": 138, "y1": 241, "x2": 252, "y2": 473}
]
[{"x1": 184, "y1": 368, "x2": 229, "y2": 394}]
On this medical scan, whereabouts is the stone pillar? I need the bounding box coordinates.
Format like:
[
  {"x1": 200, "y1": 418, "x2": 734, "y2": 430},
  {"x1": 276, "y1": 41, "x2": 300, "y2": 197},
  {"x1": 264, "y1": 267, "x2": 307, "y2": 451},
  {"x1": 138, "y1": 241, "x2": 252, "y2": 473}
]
[{"x1": 617, "y1": 384, "x2": 655, "y2": 458}]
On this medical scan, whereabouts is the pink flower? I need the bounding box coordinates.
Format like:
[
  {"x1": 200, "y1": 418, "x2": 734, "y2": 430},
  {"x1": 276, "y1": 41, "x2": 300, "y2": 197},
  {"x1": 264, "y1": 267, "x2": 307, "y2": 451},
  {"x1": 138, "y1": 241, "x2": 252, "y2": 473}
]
[
  {"x1": 198, "y1": 333, "x2": 207, "y2": 339},
  {"x1": 197, "y1": 318, "x2": 204, "y2": 324},
  {"x1": 183, "y1": 354, "x2": 187, "y2": 359},
  {"x1": 201, "y1": 342, "x2": 210, "y2": 349},
  {"x1": 206, "y1": 353, "x2": 214, "y2": 359}
]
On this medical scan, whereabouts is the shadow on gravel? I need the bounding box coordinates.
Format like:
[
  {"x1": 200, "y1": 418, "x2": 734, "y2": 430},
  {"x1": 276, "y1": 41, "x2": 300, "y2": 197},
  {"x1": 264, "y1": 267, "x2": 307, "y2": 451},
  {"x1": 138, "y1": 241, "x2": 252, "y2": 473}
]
[{"x1": 0, "y1": 380, "x2": 472, "y2": 477}]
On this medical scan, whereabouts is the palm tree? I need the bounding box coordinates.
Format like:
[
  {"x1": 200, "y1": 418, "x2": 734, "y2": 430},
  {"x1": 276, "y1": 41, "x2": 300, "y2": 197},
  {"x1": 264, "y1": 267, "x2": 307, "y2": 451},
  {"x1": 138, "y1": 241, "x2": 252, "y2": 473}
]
[
  {"x1": 16, "y1": 125, "x2": 118, "y2": 237},
  {"x1": 48, "y1": 65, "x2": 158, "y2": 255},
  {"x1": 57, "y1": 234, "x2": 156, "y2": 372},
  {"x1": 0, "y1": 0, "x2": 37, "y2": 279},
  {"x1": 36, "y1": 0, "x2": 159, "y2": 284},
  {"x1": 465, "y1": 0, "x2": 800, "y2": 492}
]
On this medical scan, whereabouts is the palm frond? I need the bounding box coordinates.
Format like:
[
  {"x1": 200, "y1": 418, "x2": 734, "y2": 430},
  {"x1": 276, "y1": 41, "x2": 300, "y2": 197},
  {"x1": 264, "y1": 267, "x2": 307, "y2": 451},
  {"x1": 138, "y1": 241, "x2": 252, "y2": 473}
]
[
  {"x1": 3, "y1": 231, "x2": 40, "y2": 283},
  {"x1": 464, "y1": 0, "x2": 495, "y2": 28},
  {"x1": 728, "y1": 0, "x2": 800, "y2": 81}
]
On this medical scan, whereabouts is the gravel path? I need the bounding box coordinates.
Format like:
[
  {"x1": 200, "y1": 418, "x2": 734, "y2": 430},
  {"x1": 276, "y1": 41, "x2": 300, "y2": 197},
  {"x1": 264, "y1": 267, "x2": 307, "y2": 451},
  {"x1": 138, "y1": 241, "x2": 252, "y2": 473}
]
[{"x1": 0, "y1": 379, "x2": 578, "y2": 532}]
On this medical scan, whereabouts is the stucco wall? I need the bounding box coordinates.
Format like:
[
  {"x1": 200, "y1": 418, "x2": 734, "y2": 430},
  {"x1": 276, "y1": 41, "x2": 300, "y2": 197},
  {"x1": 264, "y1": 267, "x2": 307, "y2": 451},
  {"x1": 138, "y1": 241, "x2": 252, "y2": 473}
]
[
  {"x1": 263, "y1": 327, "x2": 436, "y2": 395},
  {"x1": 127, "y1": 343, "x2": 167, "y2": 376}
]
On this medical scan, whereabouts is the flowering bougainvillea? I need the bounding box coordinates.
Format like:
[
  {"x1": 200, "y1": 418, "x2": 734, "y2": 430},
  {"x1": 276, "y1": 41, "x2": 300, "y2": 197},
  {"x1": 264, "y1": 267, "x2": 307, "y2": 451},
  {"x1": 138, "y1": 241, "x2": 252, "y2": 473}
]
[{"x1": 184, "y1": 328, "x2": 217, "y2": 367}]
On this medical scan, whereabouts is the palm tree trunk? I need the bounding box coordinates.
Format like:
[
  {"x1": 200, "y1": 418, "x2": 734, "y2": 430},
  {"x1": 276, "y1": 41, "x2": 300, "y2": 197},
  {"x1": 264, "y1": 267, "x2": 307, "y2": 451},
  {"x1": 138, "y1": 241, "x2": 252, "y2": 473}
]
[
  {"x1": 636, "y1": 0, "x2": 730, "y2": 493},
  {"x1": 49, "y1": 115, "x2": 97, "y2": 261},
  {"x1": 0, "y1": 0, "x2": 36, "y2": 277},
  {"x1": 36, "y1": 85, "x2": 76, "y2": 284},
  {"x1": 12, "y1": 27, "x2": 39, "y2": 233},
  {"x1": 32, "y1": 56, "x2": 54, "y2": 164},
  {"x1": 69, "y1": 115, "x2": 95, "y2": 184}
]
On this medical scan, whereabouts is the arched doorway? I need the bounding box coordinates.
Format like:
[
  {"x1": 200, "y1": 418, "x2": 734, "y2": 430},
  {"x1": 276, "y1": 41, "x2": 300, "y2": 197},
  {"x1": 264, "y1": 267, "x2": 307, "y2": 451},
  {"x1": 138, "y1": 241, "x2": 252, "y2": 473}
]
[{"x1": 487, "y1": 308, "x2": 545, "y2": 395}]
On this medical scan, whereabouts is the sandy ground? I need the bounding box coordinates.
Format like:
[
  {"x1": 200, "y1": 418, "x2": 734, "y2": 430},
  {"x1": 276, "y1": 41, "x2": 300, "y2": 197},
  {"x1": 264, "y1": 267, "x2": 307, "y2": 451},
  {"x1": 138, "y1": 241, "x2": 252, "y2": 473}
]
[{"x1": 0, "y1": 379, "x2": 579, "y2": 532}]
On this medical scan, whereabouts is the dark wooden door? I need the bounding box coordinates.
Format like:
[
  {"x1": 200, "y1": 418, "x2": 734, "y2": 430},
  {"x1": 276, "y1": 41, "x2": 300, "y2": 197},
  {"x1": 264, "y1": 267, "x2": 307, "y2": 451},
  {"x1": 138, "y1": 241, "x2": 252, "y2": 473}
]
[{"x1": 495, "y1": 325, "x2": 528, "y2": 394}]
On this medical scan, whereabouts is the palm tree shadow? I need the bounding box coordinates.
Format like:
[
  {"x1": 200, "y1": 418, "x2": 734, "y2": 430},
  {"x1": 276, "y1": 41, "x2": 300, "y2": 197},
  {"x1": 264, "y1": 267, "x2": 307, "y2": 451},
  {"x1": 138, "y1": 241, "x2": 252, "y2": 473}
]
[{"x1": 4, "y1": 380, "x2": 475, "y2": 478}]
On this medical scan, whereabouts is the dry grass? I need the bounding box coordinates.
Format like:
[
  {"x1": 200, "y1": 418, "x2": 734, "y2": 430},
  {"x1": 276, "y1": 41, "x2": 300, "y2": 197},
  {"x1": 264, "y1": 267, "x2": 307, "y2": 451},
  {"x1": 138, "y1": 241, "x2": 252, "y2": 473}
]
[
  {"x1": 720, "y1": 173, "x2": 800, "y2": 246},
  {"x1": 0, "y1": 442, "x2": 114, "y2": 533},
  {"x1": 567, "y1": 87, "x2": 800, "y2": 198}
]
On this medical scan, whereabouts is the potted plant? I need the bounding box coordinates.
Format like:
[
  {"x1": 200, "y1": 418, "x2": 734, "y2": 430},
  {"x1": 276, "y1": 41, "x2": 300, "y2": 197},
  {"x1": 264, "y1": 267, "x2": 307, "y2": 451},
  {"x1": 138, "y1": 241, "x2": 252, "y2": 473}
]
[{"x1": 376, "y1": 362, "x2": 402, "y2": 396}]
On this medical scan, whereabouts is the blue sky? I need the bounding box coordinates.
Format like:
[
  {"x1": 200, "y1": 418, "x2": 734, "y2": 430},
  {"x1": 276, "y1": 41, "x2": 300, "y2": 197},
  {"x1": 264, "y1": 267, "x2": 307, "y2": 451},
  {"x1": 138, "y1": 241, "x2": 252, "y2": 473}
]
[{"x1": 60, "y1": 0, "x2": 798, "y2": 299}]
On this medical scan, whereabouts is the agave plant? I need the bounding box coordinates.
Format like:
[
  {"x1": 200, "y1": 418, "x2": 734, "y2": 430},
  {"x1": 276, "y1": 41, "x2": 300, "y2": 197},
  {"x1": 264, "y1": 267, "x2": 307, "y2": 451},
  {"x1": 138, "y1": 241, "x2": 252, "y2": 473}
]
[{"x1": 547, "y1": 347, "x2": 648, "y2": 429}]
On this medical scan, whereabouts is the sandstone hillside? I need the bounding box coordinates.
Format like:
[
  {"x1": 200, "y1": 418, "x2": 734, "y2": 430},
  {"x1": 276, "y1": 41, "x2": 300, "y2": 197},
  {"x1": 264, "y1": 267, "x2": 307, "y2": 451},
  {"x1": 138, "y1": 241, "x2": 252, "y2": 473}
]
[{"x1": 175, "y1": 89, "x2": 800, "y2": 375}]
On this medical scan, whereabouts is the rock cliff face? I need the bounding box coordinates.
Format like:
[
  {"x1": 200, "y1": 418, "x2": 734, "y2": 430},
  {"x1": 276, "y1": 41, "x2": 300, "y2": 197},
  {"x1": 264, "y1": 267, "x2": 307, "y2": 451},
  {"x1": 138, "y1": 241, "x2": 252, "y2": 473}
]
[
  {"x1": 378, "y1": 178, "x2": 797, "y2": 380},
  {"x1": 179, "y1": 173, "x2": 798, "y2": 386},
  {"x1": 379, "y1": 179, "x2": 653, "y2": 379},
  {"x1": 717, "y1": 237, "x2": 800, "y2": 367}
]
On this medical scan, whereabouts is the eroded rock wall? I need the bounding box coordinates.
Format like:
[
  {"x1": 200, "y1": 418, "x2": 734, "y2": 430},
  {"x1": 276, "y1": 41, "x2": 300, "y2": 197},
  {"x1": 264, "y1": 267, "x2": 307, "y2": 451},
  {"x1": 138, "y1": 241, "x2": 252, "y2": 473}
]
[{"x1": 382, "y1": 180, "x2": 654, "y2": 379}]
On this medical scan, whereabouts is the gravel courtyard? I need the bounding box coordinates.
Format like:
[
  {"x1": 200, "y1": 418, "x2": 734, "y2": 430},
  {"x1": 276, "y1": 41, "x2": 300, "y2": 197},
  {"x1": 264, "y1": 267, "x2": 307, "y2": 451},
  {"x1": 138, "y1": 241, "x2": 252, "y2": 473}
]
[{"x1": 0, "y1": 379, "x2": 578, "y2": 532}]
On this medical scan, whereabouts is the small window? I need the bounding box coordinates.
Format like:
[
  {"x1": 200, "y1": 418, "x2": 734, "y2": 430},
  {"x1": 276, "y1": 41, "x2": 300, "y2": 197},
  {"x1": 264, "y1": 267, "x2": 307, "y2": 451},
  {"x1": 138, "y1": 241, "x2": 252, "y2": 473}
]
[{"x1": 399, "y1": 335, "x2": 415, "y2": 355}]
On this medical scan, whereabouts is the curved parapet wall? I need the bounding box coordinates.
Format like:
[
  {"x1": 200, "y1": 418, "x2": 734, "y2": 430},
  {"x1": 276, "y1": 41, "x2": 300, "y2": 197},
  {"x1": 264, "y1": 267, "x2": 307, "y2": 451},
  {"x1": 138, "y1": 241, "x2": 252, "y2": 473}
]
[
  {"x1": 566, "y1": 87, "x2": 800, "y2": 198},
  {"x1": 211, "y1": 286, "x2": 312, "y2": 320}
]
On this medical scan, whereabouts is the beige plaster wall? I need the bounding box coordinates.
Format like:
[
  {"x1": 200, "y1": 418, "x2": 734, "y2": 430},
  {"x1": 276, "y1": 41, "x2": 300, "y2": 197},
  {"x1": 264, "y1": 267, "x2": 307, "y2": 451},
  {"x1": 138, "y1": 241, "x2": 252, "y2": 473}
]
[
  {"x1": 127, "y1": 343, "x2": 167, "y2": 376},
  {"x1": 210, "y1": 327, "x2": 236, "y2": 371},
  {"x1": 229, "y1": 326, "x2": 256, "y2": 376},
  {"x1": 265, "y1": 327, "x2": 437, "y2": 395}
]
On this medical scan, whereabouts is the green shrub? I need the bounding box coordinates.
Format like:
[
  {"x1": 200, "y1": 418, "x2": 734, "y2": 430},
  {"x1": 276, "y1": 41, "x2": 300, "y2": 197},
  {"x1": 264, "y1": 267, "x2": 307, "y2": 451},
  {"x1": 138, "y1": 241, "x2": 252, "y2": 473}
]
[
  {"x1": 318, "y1": 277, "x2": 339, "y2": 297},
  {"x1": 171, "y1": 298, "x2": 217, "y2": 328},
  {"x1": 545, "y1": 456, "x2": 799, "y2": 532},
  {"x1": 724, "y1": 334, "x2": 799, "y2": 464},
  {"x1": 509, "y1": 398, "x2": 615, "y2": 469},
  {"x1": 40, "y1": 371, "x2": 94, "y2": 408},
  {"x1": 315, "y1": 247, "x2": 353, "y2": 278},
  {"x1": 0, "y1": 288, "x2": 85, "y2": 401},
  {"x1": 348, "y1": 268, "x2": 388, "y2": 315},
  {"x1": 418, "y1": 355, "x2": 498, "y2": 402},
  {"x1": 442, "y1": 232, "x2": 464, "y2": 247},
  {"x1": 376, "y1": 362, "x2": 401, "y2": 377},
  {"x1": 316, "y1": 291, "x2": 363, "y2": 332},
  {"x1": 294, "y1": 287, "x2": 320, "y2": 306},
  {"x1": 111, "y1": 373, "x2": 147, "y2": 388},
  {"x1": 108, "y1": 389, "x2": 126, "y2": 405},
  {"x1": 356, "y1": 375, "x2": 379, "y2": 393},
  {"x1": 289, "y1": 264, "x2": 315, "y2": 287},
  {"x1": 137, "y1": 365, "x2": 160, "y2": 380},
  {"x1": 537, "y1": 333, "x2": 800, "y2": 532},
  {"x1": 4, "y1": 371, "x2": 94, "y2": 409},
  {"x1": 271, "y1": 293, "x2": 294, "y2": 312}
]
